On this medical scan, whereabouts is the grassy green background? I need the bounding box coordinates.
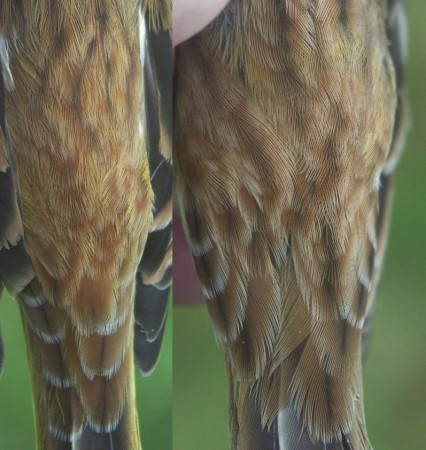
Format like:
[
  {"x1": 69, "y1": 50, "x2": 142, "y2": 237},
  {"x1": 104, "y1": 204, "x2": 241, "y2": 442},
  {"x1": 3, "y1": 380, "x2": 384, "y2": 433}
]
[
  {"x1": 173, "y1": 2, "x2": 426, "y2": 450},
  {"x1": 0, "y1": 293, "x2": 172, "y2": 449}
]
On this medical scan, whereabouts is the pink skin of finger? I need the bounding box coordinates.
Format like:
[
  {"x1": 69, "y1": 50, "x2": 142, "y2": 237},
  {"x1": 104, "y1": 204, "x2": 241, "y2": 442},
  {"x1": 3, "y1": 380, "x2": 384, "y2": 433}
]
[{"x1": 173, "y1": 0, "x2": 231, "y2": 46}]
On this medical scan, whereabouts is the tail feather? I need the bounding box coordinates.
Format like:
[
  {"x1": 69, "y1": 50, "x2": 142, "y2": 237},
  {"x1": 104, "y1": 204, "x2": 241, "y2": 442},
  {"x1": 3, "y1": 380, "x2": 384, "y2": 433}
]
[
  {"x1": 237, "y1": 389, "x2": 280, "y2": 450},
  {"x1": 17, "y1": 277, "x2": 141, "y2": 449},
  {"x1": 278, "y1": 405, "x2": 358, "y2": 450},
  {"x1": 45, "y1": 383, "x2": 84, "y2": 442},
  {"x1": 75, "y1": 404, "x2": 140, "y2": 450},
  {"x1": 18, "y1": 301, "x2": 82, "y2": 450},
  {"x1": 231, "y1": 391, "x2": 362, "y2": 450},
  {"x1": 44, "y1": 436, "x2": 72, "y2": 450}
]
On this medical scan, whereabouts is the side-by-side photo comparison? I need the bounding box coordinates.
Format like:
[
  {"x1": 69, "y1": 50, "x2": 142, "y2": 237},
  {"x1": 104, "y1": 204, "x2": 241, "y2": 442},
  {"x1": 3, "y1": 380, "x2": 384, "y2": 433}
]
[{"x1": 0, "y1": 1, "x2": 425, "y2": 449}]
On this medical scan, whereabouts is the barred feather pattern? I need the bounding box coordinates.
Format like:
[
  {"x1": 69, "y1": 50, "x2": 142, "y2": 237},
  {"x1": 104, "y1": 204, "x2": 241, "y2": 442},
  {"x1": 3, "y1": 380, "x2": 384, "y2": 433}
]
[
  {"x1": 174, "y1": 1, "x2": 406, "y2": 449},
  {"x1": 0, "y1": 1, "x2": 171, "y2": 449}
]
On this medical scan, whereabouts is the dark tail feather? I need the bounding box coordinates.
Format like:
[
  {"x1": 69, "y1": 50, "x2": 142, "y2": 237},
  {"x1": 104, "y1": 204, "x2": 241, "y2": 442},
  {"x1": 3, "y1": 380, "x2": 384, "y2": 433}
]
[
  {"x1": 229, "y1": 370, "x2": 363, "y2": 450},
  {"x1": 75, "y1": 406, "x2": 139, "y2": 450},
  {"x1": 277, "y1": 405, "x2": 354, "y2": 450},
  {"x1": 76, "y1": 429, "x2": 126, "y2": 450},
  {"x1": 44, "y1": 436, "x2": 72, "y2": 450},
  {"x1": 236, "y1": 399, "x2": 355, "y2": 450},
  {"x1": 236, "y1": 389, "x2": 280, "y2": 450}
]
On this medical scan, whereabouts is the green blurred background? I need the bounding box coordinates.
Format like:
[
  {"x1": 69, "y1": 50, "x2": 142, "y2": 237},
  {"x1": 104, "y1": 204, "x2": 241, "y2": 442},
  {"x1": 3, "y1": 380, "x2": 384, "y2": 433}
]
[
  {"x1": 0, "y1": 294, "x2": 172, "y2": 449},
  {"x1": 173, "y1": 2, "x2": 426, "y2": 450}
]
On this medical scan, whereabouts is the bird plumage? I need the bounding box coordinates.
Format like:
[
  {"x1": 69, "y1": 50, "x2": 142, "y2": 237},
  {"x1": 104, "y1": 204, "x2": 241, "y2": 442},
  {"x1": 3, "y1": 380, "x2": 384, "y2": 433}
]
[
  {"x1": 0, "y1": 1, "x2": 171, "y2": 449},
  {"x1": 174, "y1": 0, "x2": 406, "y2": 448},
  {"x1": 135, "y1": 0, "x2": 172, "y2": 376}
]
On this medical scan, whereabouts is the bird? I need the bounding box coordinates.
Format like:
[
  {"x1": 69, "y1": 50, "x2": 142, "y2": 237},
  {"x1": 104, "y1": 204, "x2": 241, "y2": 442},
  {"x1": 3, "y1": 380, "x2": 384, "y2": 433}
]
[
  {"x1": 174, "y1": 1, "x2": 407, "y2": 449},
  {"x1": 0, "y1": 1, "x2": 171, "y2": 449}
]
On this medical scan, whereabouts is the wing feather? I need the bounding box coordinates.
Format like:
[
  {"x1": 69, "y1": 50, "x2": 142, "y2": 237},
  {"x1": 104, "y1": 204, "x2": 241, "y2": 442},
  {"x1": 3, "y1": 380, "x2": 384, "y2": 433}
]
[{"x1": 134, "y1": 3, "x2": 172, "y2": 375}]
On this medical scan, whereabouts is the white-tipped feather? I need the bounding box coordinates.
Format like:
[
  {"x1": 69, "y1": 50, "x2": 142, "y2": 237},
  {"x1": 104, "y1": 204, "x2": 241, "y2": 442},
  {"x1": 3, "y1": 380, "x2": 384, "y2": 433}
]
[
  {"x1": 48, "y1": 423, "x2": 84, "y2": 443},
  {"x1": 29, "y1": 325, "x2": 63, "y2": 344},
  {"x1": 88, "y1": 413, "x2": 123, "y2": 435},
  {"x1": 43, "y1": 369, "x2": 74, "y2": 389},
  {"x1": 80, "y1": 345, "x2": 129, "y2": 381}
]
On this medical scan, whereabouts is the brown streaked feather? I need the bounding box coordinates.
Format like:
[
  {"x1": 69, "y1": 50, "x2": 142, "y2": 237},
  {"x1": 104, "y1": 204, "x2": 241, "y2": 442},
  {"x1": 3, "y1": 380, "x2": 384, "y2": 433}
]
[
  {"x1": 9, "y1": 280, "x2": 76, "y2": 449},
  {"x1": 142, "y1": 0, "x2": 171, "y2": 33},
  {"x1": 175, "y1": 0, "x2": 406, "y2": 448},
  {"x1": 0, "y1": 1, "x2": 166, "y2": 448}
]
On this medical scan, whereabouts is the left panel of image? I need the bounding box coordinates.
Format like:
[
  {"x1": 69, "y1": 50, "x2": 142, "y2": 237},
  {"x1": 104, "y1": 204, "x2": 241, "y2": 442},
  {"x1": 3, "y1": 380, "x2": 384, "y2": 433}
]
[{"x1": 0, "y1": 1, "x2": 172, "y2": 449}]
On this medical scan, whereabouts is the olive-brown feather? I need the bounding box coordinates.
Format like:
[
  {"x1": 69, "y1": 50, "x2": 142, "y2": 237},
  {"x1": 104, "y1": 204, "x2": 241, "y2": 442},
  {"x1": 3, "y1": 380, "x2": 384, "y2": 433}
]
[{"x1": 175, "y1": 0, "x2": 405, "y2": 448}]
